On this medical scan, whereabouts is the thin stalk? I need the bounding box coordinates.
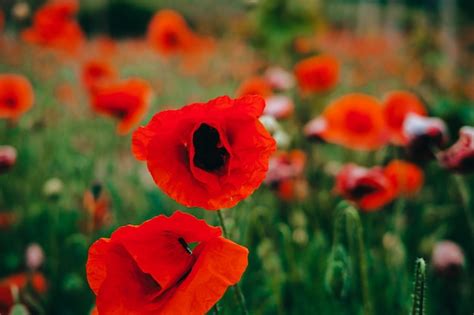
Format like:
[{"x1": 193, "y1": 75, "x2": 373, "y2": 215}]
[
  {"x1": 212, "y1": 303, "x2": 220, "y2": 315},
  {"x1": 216, "y1": 210, "x2": 249, "y2": 315},
  {"x1": 410, "y1": 258, "x2": 426, "y2": 315},
  {"x1": 453, "y1": 175, "x2": 474, "y2": 239}
]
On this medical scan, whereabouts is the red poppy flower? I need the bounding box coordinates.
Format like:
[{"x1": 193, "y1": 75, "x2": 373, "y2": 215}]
[
  {"x1": 437, "y1": 126, "x2": 474, "y2": 173},
  {"x1": 91, "y1": 78, "x2": 152, "y2": 135},
  {"x1": 0, "y1": 272, "x2": 47, "y2": 313},
  {"x1": 402, "y1": 113, "x2": 448, "y2": 162},
  {"x1": 317, "y1": 93, "x2": 388, "y2": 150},
  {"x1": 81, "y1": 59, "x2": 117, "y2": 92},
  {"x1": 0, "y1": 74, "x2": 34, "y2": 120},
  {"x1": 334, "y1": 164, "x2": 396, "y2": 211},
  {"x1": 0, "y1": 145, "x2": 17, "y2": 174},
  {"x1": 294, "y1": 55, "x2": 339, "y2": 93},
  {"x1": 384, "y1": 160, "x2": 424, "y2": 196},
  {"x1": 263, "y1": 95, "x2": 294, "y2": 119},
  {"x1": 236, "y1": 76, "x2": 273, "y2": 98},
  {"x1": 265, "y1": 150, "x2": 306, "y2": 185},
  {"x1": 21, "y1": 0, "x2": 84, "y2": 54},
  {"x1": 382, "y1": 91, "x2": 427, "y2": 145},
  {"x1": 83, "y1": 182, "x2": 111, "y2": 232},
  {"x1": 147, "y1": 9, "x2": 208, "y2": 57},
  {"x1": 132, "y1": 95, "x2": 276, "y2": 210},
  {"x1": 86, "y1": 211, "x2": 248, "y2": 314}
]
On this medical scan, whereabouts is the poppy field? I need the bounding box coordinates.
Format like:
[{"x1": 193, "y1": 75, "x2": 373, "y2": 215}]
[{"x1": 1, "y1": 0, "x2": 474, "y2": 314}]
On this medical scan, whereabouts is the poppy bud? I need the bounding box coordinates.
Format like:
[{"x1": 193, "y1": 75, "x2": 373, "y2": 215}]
[
  {"x1": 402, "y1": 113, "x2": 448, "y2": 162},
  {"x1": 325, "y1": 245, "x2": 351, "y2": 300},
  {"x1": 25, "y1": 243, "x2": 44, "y2": 271},
  {"x1": 437, "y1": 126, "x2": 474, "y2": 173},
  {"x1": 0, "y1": 146, "x2": 17, "y2": 174},
  {"x1": 264, "y1": 66, "x2": 295, "y2": 91},
  {"x1": 431, "y1": 241, "x2": 465, "y2": 277}
]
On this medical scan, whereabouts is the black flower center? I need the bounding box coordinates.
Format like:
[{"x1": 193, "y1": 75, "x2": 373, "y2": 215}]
[
  {"x1": 3, "y1": 96, "x2": 17, "y2": 108},
  {"x1": 192, "y1": 123, "x2": 229, "y2": 172},
  {"x1": 349, "y1": 184, "x2": 378, "y2": 200}
]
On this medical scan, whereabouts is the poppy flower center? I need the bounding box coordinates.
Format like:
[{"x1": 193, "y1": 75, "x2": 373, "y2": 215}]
[
  {"x1": 192, "y1": 123, "x2": 230, "y2": 172},
  {"x1": 163, "y1": 31, "x2": 179, "y2": 47},
  {"x1": 349, "y1": 183, "x2": 378, "y2": 199},
  {"x1": 345, "y1": 110, "x2": 373, "y2": 133},
  {"x1": 2, "y1": 95, "x2": 17, "y2": 108}
]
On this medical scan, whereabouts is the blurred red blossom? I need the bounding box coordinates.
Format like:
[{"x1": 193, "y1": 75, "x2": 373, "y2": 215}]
[
  {"x1": 87, "y1": 211, "x2": 248, "y2": 314},
  {"x1": 384, "y1": 160, "x2": 424, "y2": 197},
  {"x1": 21, "y1": 0, "x2": 84, "y2": 54},
  {"x1": 382, "y1": 91, "x2": 427, "y2": 145},
  {"x1": 335, "y1": 164, "x2": 396, "y2": 211},
  {"x1": 294, "y1": 54, "x2": 339, "y2": 93},
  {"x1": 437, "y1": 126, "x2": 474, "y2": 173},
  {"x1": 90, "y1": 78, "x2": 152, "y2": 135},
  {"x1": 0, "y1": 74, "x2": 34, "y2": 120},
  {"x1": 0, "y1": 272, "x2": 47, "y2": 313}
]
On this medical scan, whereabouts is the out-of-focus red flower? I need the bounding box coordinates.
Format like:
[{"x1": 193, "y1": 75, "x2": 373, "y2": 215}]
[
  {"x1": 265, "y1": 150, "x2": 307, "y2": 201},
  {"x1": 0, "y1": 272, "x2": 47, "y2": 313},
  {"x1": 0, "y1": 145, "x2": 17, "y2": 174},
  {"x1": 317, "y1": 93, "x2": 388, "y2": 150},
  {"x1": 264, "y1": 67, "x2": 294, "y2": 91},
  {"x1": 263, "y1": 95, "x2": 294, "y2": 119},
  {"x1": 0, "y1": 212, "x2": 17, "y2": 230},
  {"x1": 81, "y1": 59, "x2": 117, "y2": 92},
  {"x1": 431, "y1": 240, "x2": 465, "y2": 277},
  {"x1": 236, "y1": 76, "x2": 272, "y2": 98},
  {"x1": 334, "y1": 164, "x2": 396, "y2": 211},
  {"x1": 265, "y1": 150, "x2": 306, "y2": 184},
  {"x1": 86, "y1": 211, "x2": 248, "y2": 314},
  {"x1": 402, "y1": 113, "x2": 448, "y2": 162},
  {"x1": 437, "y1": 126, "x2": 474, "y2": 173},
  {"x1": 294, "y1": 55, "x2": 339, "y2": 93},
  {"x1": 384, "y1": 160, "x2": 424, "y2": 197},
  {"x1": 147, "y1": 9, "x2": 212, "y2": 57},
  {"x1": 383, "y1": 91, "x2": 427, "y2": 145},
  {"x1": 91, "y1": 78, "x2": 152, "y2": 135},
  {"x1": 132, "y1": 95, "x2": 276, "y2": 210},
  {"x1": 83, "y1": 182, "x2": 111, "y2": 232},
  {"x1": 21, "y1": 0, "x2": 84, "y2": 54},
  {"x1": 0, "y1": 74, "x2": 34, "y2": 120}
]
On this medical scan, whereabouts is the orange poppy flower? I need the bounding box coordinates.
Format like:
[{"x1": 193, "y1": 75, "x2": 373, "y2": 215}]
[
  {"x1": 21, "y1": 0, "x2": 84, "y2": 54},
  {"x1": 294, "y1": 55, "x2": 339, "y2": 93},
  {"x1": 86, "y1": 211, "x2": 248, "y2": 314},
  {"x1": 90, "y1": 78, "x2": 152, "y2": 135},
  {"x1": 334, "y1": 164, "x2": 396, "y2": 211},
  {"x1": 0, "y1": 272, "x2": 47, "y2": 313},
  {"x1": 236, "y1": 76, "x2": 272, "y2": 98},
  {"x1": 384, "y1": 160, "x2": 424, "y2": 196},
  {"x1": 318, "y1": 93, "x2": 388, "y2": 150},
  {"x1": 382, "y1": 91, "x2": 427, "y2": 145},
  {"x1": 437, "y1": 126, "x2": 474, "y2": 173},
  {"x1": 132, "y1": 95, "x2": 276, "y2": 210},
  {"x1": 147, "y1": 9, "x2": 207, "y2": 57},
  {"x1": 81, "y1": 59, "x2": 117, "y2": 92},
  {"x1": 0, "y1": 74, "x2": 34, "y2": 120}
]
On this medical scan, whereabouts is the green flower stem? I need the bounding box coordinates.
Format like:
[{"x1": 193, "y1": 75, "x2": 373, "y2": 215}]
[
  {"x1": 410, "y1": 258, "x2": 426, "y2": 315},
  {"x1": 453, "y1": 175, "x2": 474, "y2": 239},
  {"x1": 216, "y1": 210, "x2": 249, "y2": 315}
]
